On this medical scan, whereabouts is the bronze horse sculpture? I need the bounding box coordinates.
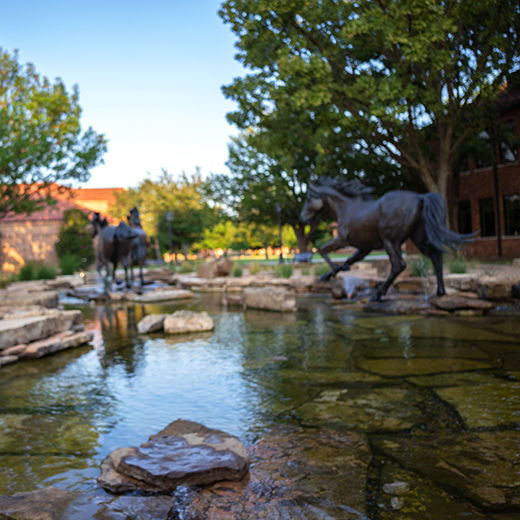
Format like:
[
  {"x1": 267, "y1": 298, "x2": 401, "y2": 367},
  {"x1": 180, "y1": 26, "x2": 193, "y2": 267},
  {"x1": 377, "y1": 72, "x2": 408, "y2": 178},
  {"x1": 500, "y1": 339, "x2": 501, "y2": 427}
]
[
  {"x1": 300, "y1": 176, "x2": 474, "y2": 301},
  {"x1": 127, "y1": 207, "x2": 148, "y2": 287},
  {"x1": 90, "y1": 212, "x2": 138, "y2": 292}
]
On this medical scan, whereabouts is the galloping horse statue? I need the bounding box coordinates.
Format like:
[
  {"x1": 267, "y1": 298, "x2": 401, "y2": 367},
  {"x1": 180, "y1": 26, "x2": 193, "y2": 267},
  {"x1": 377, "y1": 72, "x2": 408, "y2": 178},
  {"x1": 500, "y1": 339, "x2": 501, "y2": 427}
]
[
  {"x1": 300, "y1": 176, "x2": 474, "y2": 301},
  {"x1": 127, "y1": 207, "x2": 148, "y2": 287},
  {"x1": 90, "y1": 212, "x2": 138, "y2": 292}
]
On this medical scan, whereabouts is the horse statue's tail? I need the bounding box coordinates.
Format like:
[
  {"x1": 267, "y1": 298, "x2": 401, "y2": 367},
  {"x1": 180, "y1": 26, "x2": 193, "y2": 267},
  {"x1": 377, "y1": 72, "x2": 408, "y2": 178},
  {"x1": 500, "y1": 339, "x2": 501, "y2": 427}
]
[{"x1": 421, "y1": 192, "x2": 476, "y2": 252}]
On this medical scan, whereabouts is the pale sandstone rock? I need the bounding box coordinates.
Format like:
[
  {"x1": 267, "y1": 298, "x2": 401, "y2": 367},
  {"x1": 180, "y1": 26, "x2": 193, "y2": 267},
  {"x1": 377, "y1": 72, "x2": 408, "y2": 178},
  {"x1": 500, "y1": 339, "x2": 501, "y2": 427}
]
[
  {"x1": 432, "y1": 294, "x2": 495, "y2": 311},
  {"x1": 197, "y1": 256, "x2": 233, "y2": 278},
  {"x1": 0, "y1": 355, "x2": 18, "y2": 366},
  {"x1": 226, "y1": 276, "x2": 255, "y2": 292},
  {"x1": 163, "y1": 311, "x2": 214, "y2": 334},
  {"x1": 243, "y1": 288, "x2": 297, "y2": 312},
  {"x1": 0, "y1": 316, "x2": 57, "y2": 351},
  {"x1": 477, "y1": 279, "x2": 513, "y2": 300},
  {"x1": 0, "y1": 290, "x2": 59, "y2": 309},
  {"x1": 2, "y1": 344, "x2": 27, "y2": 356},
  {"x1": 126, "y1": 289, "x2": 194, "y2": 303},
  {"x1": 222, "y1": 293, "x2": 244, "y2": 307},
  {"x1": 21, "y1": 331, "x2": 93, "y2": 359},
  {"x1": 137, "y1": 314, "x2": 168, "y2": 334}
]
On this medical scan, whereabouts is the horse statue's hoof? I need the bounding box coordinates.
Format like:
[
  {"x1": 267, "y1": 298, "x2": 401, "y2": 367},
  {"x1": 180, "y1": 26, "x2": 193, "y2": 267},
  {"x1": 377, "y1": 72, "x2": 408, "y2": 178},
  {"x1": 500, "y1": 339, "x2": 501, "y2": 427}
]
[
  {"x1": 320, "y1": 271, "x2": 335, "y2": 282},
  {"x1": 369, "y1": 292, "x2": 381, "y2": 302}
]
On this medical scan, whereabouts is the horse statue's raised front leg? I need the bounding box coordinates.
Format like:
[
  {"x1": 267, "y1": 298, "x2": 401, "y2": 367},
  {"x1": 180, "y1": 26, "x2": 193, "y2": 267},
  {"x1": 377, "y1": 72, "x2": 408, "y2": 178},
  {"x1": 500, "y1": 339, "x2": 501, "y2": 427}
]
[{"x1": 317, "y1": 235, "x2": 349, "y2": 280}]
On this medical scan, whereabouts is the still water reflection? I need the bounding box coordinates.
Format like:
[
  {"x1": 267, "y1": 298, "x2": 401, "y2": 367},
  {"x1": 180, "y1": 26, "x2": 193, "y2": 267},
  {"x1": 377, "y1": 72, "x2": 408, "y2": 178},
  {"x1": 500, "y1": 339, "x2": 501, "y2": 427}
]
[{"x1": 0, "y1": 293, "x2": 519, "y2": 510}]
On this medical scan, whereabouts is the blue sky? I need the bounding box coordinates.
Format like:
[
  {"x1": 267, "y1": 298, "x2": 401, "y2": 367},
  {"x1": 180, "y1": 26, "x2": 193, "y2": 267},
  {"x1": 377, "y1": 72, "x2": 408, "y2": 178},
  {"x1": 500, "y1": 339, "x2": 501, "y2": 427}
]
[{"x1": 0, "y1": 0, "x2": 246, "y2": 188}]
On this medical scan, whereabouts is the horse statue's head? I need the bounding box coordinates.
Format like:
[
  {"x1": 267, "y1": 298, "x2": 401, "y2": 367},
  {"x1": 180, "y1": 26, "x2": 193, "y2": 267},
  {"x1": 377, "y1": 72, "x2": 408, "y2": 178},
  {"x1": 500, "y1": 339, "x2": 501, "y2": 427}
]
[
  {"x1": 299, "y1": 185, "x2": 324, "y2": 224},
  {"x1": 90, "y1": 212, "x2": 102, "y2": 238},
  {"x1": 128, "y1": 207, "x2": 142, "y2": 228}
]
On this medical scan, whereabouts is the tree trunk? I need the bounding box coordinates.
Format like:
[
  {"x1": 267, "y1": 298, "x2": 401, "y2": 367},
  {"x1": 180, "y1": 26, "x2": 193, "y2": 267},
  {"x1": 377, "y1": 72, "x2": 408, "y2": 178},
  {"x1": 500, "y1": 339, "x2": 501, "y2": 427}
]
[
  {"x1": 182, "y1": 243, "x2": 189, "y2": 259},
  {"x1": 174, "y1": 244, "x2": 179, "y2": 265},
  {"x1": 293, "y1": 225, "x2": 310, "y2": 252},
  {"x1": 153, "y1": 237, "x2": 161, "y2": 261},
  {"x1": 263, "y1": 242, "x2": 269, "y2": 260},
  {"x1": 449, "y1": 168, "x2": 461, "y2": 232}
]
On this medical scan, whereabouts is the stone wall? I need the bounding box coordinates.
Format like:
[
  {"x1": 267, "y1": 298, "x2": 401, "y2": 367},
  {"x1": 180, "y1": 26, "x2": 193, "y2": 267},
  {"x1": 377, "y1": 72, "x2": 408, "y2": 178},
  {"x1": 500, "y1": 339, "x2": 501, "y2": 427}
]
[{"x1": 0, "y1": 220, "x2": 61, "y2": 271}]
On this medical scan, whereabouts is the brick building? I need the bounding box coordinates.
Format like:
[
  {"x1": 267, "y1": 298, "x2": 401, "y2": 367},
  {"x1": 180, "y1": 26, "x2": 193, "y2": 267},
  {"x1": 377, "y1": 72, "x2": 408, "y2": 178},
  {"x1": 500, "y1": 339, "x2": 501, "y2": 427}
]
[
  {"x1": 454, "y1": 87, "x2": 520, "y2": 259},
  {"x1": 0, "y1": 186, "x2": 124, "y2": 272}
]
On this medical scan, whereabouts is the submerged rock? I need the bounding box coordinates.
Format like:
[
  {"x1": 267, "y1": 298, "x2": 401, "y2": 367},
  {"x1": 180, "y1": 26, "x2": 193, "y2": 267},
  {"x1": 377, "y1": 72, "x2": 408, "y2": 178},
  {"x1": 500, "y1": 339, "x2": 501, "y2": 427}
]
[
  {"x1": 363, "y1": 298, "x2": 431, "y2": 315},
  {"x1": 98, "y1": 419, "x2": 249, "y2": 493},
  {"x1": 297, "y1": 387, "x2": 425, "y2": 431},
  {"x1": 163, "y1": 311, "x2": 214, "y2": 334},
  {"x1": 374, "y1": 431, "x2": 520, "y2": 510}
]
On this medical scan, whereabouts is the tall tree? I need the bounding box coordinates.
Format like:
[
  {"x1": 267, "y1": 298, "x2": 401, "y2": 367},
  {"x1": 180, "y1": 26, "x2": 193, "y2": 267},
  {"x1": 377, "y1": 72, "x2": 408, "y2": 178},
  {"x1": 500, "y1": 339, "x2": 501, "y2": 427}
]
[
  {"x1": 111, "y1": 169, "x2": 218, "y2": 257},
  {"x1": 0, "y1": 48, "x2": 107, "y2": 219},
  {"x1": 219, "y1": 0, "x2": 520, "y2": 208}
]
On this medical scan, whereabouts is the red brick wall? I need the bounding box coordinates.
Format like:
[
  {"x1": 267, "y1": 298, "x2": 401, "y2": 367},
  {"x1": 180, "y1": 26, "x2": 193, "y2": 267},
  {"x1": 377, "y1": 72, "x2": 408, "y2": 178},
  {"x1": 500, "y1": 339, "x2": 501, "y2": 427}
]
[{"x1": 456, "y1": 105, "x2": 520, "y2": 259}]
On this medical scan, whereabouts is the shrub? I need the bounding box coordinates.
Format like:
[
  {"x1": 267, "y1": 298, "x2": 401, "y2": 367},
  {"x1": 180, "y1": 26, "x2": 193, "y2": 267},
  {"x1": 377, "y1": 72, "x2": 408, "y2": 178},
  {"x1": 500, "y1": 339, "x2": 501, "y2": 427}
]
[
  {"x1": 447, "y1": 253, "x2": 467, "y2": 274},
  {"x1": 301, "y1": 266, "x2": 311, "y2": 276},
  {"x1": 248, "y1": 262, "x2": 263, "y2": 275},
  {"x1": 0, "y1": 273, "x2": 15, "y2": 288},
  {"x1": 59, "y1": 253, "x2": 82, "y2": 275},
  {"x1": 35, "y1": 264, "x2": 57, "y2": 280},
  {"x1": 55, "y1": 208, "x2": 95, "y2": 271},
  {"x1": 409, "y1": 256, "x2": 433, "y2": 277},
  {"x1": 232, "y1": 264, "x2": 243, "y2": 277},
  {"x1": 314, "y1": 263, "x2": 331, "y2": 277},
  {"x1": 179, "y1": 260, "x2": 194, "y2": 273},
  {"x1": 18, "y1": 262, "x2": 36, "y2": 281},
  {"x1": 275, "y1": 264, "x2": 293, "y2": 278}
]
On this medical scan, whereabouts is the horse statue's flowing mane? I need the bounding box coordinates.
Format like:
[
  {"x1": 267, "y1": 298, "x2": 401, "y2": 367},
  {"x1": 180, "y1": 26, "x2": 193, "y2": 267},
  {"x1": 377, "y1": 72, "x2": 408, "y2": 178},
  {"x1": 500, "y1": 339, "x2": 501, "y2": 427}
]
[{"x1": 311, "y1": 176, "x2": 375, "y2": 200}]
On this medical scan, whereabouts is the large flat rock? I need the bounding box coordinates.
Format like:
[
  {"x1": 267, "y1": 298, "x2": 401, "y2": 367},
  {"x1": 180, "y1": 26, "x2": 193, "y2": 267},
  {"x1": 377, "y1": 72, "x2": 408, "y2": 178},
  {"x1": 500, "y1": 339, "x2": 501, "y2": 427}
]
[
  {"x1": 374, "y1": 431, "x2": 520, "y2": 509},
  {"x1": 126, "y1": 289, "x2": 194, "y2": 303},
  {"x1": 358, "y1": 358, "x2": 493, "y2": 376},
  {"x1": 0, "y1": 290, "x2": 58, "y2": 309},
  {"x1": 21, "y1": 331, "x2": 93, "y2": 359},
  {"x1": 176, "y1": 427, "x2": 371, "y2": 520},
  {"x1": 243, "y1": 287, "x2": 297, "y2": 312},
  {"x1": 98, "y1": 419, "x2": 249, "y2": 493},
  {"x1": 0, "y1": 316, "x2": 57, "y2": 351},
  {"x1": 163, "y1": 311, "x2": 214, "y2": 334}
]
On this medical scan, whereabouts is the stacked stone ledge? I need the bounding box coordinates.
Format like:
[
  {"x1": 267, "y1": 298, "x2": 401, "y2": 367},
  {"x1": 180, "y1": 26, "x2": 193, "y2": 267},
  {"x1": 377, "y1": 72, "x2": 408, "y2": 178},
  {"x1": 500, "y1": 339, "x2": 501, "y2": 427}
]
[{"x1": 137, "y1": 310, "x2": 214, "y2": 334}]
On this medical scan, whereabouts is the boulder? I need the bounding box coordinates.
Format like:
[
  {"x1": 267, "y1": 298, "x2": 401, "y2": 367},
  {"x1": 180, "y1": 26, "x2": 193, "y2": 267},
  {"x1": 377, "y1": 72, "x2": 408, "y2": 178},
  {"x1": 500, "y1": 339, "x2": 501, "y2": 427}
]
[
  {"x1": 20, "y1": 330, "x2": 94, "y2": 359},
  {"x1": 0, "y1": 290, "x2": 59, "y2": 309},
  {"x1": 137, "y1": 314, "x2": 168, "y2": 334},
  {"x1": 221, "y1": 293, "x2": 244, "y2": 307},
  {"x1": 432, "y1": 294, "x2": 495, "y2": 311},
  {"x1": 243, "y1": 287, "x2": 297, "y2": 312},
  {"x1": 444, "y1": 273, "x2": 477, "y2": 292},
  {"x1": 0, "y1": 486, "x2": 78, "y2": 520},
  {"x1": 0, "y1": 315, "x2": 57, "y2": 351},
  {"x1": 477, "y1": 278, "x2": 513, "y2": 299},
  {"x1": 98, "y1": 419, "x2": 249, "y2": 493},
  {"x1": 163, "y1": 311, "x2": 214, "y2": 334},
  {"x1": 126, "y1": 289, "x2": 194, "y2": 303},
  {"x1": 197, "y1": 256, "x2": 233, "y2": 279}
]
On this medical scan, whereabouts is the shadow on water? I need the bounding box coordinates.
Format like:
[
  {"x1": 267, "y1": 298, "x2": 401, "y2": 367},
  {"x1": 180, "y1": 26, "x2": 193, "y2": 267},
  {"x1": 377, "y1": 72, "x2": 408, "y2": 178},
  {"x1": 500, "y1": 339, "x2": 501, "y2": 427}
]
[{"x1": 1, "y1": 293, "x2": 520, "y2": 516}]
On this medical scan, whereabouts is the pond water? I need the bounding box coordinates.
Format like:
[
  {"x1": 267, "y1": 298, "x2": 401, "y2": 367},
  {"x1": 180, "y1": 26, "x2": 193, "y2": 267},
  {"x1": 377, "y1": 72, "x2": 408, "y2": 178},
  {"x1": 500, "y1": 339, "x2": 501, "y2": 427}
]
[{"x1": 1, "y1": 294, "x2": 520, "y2": 516}]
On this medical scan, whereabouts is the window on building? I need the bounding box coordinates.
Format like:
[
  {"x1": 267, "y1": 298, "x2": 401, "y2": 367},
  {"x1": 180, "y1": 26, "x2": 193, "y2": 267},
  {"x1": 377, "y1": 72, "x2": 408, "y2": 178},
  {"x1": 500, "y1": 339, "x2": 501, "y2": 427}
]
[
  {"x1": 458, "y1": 201, "x2": 472, "y2": 234},
  {"x1": 500, "y1": 120, "x2": 518, "y2": 164},
  {"x1": 504, "y1": 194, "x2": 520, "y2": 236},
  {"x1": 474, "y1": 131, "x2": 494, "y2": 169},
  {"x1": 479, "y1": 197, "x2": 496, "y2": 237}
]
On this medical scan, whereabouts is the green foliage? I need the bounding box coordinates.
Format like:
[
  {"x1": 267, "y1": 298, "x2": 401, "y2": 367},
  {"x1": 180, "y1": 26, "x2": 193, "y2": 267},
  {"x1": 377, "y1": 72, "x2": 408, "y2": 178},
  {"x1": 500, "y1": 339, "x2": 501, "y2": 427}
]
[
  {"x1": 110, "y1": 169, "x2": 217, "y2": 257},
  {"x1": 55, "y1": 209, "x2": 95, "y2": 272},
  {"x1": 301, "y1": 266, "x2": 311, "y2": 276},
  {"x1": 248, "y1": 262, "x2": 263, "y2": 275},
  {"x1": 59, "y1": 253, "x2": 82, "y2": 275},
  {"x1": 0, "y1": 273, "x2": 15, "y2": 288},
  {"x1": 18, "y1": 262, "x2": 56, "y2": 281},
  {"x1": 447, "y1": 253, "x2": 468, "y2": 274},
  {"x1": 275, "y1": 264, "x2": 293, "y2": 278},
  {"x1": 0, "y1": 48, "x2": 107, "y2": 219},
  {"x1": 179, "y1": 260, "x2": 195, "y2": 274},
  {"x1": 409, "y1": 256, "x2": 434, "y2": 277},
  {"x1": 232, "y1": 264, "x2": 243, "y2": 277},
  {"x1": 219, "y1": 0, "x2": 520, "y2": 206},
  {"x1": 314, "y1": 263, "x2": 331, "y2": 277}
]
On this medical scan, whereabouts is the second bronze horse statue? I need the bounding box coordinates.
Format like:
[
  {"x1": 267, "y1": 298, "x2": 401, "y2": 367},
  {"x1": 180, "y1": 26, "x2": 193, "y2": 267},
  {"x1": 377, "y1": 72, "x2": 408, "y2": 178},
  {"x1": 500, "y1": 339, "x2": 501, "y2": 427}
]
[{"x1": 300, "y1": 176, "x2": 474, "y2": 301}]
